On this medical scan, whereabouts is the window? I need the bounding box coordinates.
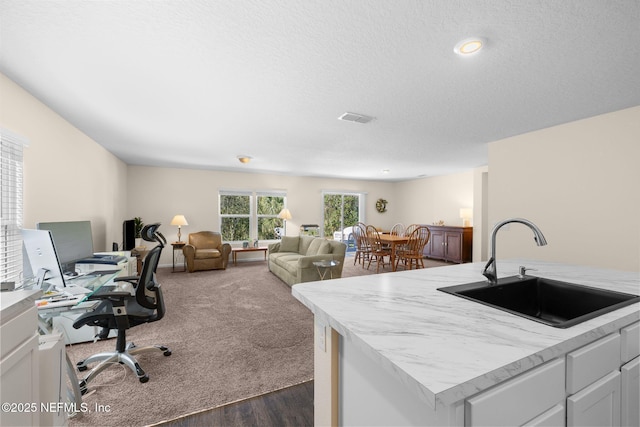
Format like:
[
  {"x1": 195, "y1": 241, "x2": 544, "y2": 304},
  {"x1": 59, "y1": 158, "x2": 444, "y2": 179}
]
[
  {"x1": 1, "y1": 129, "x2": 27, "y2": 286},
  {"x1": 322, "y1": 192, "x2": 364, "y2": 239},
  {"x1": 256, "y1": 194, "x2": 285, "y2": 240},
  {"x1": 220, "y1": 192, "x2": 251, "y2": 241},
  {"x1": 219, "y1": 190, "x2": 286, "y2": 242}
]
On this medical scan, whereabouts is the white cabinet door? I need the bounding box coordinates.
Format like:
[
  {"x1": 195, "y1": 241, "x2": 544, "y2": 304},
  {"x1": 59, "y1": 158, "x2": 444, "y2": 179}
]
[
  {"x1": 567, "y1": 370, "x2": 621, "y2": 427},
  {"x1": 621, "y1": 357, "x2": 639, "y2": 427}
]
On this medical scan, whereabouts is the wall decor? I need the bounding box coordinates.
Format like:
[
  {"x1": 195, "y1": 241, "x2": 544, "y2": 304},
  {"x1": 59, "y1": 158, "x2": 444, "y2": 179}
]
[{"x1": 375, "y1": 198, "x2": 388, "y2": 213}]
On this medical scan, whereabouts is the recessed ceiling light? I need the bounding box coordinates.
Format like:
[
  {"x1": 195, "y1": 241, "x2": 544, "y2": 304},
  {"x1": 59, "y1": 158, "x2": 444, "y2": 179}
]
[
  {"x1": 454, "y1": 38, "x2": 485, "y2": 55},
  {"x1": 237, "y1": 155, "x2": 252, "y2": 164},
  {"x1": 382, "y1": 169, "x2": 390, "y2": 174}
]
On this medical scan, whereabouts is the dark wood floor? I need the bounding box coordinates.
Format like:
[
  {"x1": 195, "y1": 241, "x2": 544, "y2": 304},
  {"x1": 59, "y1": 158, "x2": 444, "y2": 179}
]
[{"x1": 156, "y1": 380, "x2": 314, "y2": 427}]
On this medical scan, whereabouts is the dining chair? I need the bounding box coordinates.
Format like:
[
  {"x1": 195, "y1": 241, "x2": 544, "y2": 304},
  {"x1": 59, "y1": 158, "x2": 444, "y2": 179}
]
[
  {"x1": 366, "y1": 225, "x2": 391, "y2": 273},
  {"x1": 396, "y1": 226, "x2": 431, "y2": 270},
  {"x1": 390, "y1": 223, "x2": 405, "y2": 236},
  {"x1": 404, "y1": 223, "x2": 420, "y2": 237},
  {"x1": 352, "y1": 223, "x2": 371, "y2": 267}
]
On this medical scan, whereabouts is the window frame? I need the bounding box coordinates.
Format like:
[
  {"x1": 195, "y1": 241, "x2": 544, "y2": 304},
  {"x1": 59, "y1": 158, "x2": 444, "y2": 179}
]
[
  {"x1": 321, "y1": 190, "x2": 366, "y2": 238},
  {"x1": 219, "y1": 190, "x2": 287, "y2": 243},
  {"x1": 1, "y1": 128, "x2": 28, "y2": 286}
]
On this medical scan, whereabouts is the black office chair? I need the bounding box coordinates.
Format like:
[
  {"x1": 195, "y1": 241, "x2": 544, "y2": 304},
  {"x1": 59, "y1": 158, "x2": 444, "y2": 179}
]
[{"x1": 73, "y1": 223, "x2": 171, "y2": 394}]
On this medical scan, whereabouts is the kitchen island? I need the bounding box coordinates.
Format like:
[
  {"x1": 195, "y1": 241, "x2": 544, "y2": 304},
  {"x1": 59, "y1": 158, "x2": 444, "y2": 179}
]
[{"x1": 292, "y1": 259, "x2": 640, "y2": 426}]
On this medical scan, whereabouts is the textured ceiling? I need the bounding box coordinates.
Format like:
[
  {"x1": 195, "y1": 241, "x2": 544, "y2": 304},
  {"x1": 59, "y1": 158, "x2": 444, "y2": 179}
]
[{"x1": 1, "y1": 0, "x2": 639, "y2": 181}]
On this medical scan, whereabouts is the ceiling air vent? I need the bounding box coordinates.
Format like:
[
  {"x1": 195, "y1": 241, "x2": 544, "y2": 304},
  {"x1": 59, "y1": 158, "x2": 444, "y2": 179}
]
[{"x1": 338, "y1": 112, "x2": 374, "y2": 124}]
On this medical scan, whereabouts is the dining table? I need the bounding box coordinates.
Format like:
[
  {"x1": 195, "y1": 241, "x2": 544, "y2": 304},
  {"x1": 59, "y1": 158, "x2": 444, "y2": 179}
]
[{"x1": 374, "y1": 233, "x2": 410, "y2": 272}]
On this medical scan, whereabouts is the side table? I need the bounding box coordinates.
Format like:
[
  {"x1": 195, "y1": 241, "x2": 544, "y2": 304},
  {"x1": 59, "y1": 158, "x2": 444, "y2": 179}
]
[
  {"x1": 171, "y1": 242, "x2": 186, "y2": 272},
  {"x1": 313, "y1": 260, "x2": 341, "y2": 280}
]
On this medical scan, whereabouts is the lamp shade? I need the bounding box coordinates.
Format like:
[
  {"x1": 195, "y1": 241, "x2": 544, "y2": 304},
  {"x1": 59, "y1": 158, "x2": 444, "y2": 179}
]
[
  {"x1": 170, "y1": 215, "x2": 188, "y2": 226},
  {"x1": 278, "y1": 208, "x2": 292, "y2": 220},
  {"x1": 459, "y1": 208, "x2": 472, "y2": 219},
  {"x1": 459, "y1": 208, "x2": 472, "y2": 227}
]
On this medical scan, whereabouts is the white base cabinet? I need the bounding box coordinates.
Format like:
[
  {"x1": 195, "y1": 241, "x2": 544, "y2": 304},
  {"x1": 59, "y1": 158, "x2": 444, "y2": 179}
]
[
  {"x1": 0, "y1": 291, "x2": 41, "y2": 427},
  {"x1": 318, "y1": 319, "x2": 640, "y2": 427}
]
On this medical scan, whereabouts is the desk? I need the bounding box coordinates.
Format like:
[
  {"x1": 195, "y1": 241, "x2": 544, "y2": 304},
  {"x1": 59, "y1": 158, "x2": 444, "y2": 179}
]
[
  {"x1": 171, "y1": 242, "x2": 186, "y2": 272},
  {"x1": 38, "y1": 270, "x2": 120, "y2": 339},
  {"x1": 374, "y1": 234, "x2": 409, "y2": 272},
  {"x1": 37, "y1": 270, "x2": 119, "y2": 419},
  {"x1": 231, "y1": 246, "x2": 268, "y2": 265}
]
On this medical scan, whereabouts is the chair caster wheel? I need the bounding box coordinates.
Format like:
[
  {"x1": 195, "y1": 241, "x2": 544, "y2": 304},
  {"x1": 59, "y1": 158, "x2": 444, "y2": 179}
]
[
  {"x1": 163, "y1": 350, "x2": 172, "y2": 356},
  {"x1": 79, "y1": 380, "x2": 88, "y2": 395},
  {"x1": 139, "y1": 375, "x2": 149, "y2": 383}
]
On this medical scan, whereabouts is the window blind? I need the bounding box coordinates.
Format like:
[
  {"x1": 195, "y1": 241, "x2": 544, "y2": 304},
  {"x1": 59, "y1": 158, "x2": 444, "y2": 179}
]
[{"x1": 1, "y1": 129, "x2": 28, "y2": 286}]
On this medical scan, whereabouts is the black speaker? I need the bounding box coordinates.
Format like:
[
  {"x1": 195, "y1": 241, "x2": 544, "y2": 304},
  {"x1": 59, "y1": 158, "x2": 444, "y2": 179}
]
[{"x1": 123, "y1": 219, "x2": 135, "y2": 250}]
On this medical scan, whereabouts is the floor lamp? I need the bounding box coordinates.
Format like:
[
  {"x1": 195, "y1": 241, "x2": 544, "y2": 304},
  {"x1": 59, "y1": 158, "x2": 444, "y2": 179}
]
[{"x1": 278, "y1": 208, "x2": 292, "y2": 236}]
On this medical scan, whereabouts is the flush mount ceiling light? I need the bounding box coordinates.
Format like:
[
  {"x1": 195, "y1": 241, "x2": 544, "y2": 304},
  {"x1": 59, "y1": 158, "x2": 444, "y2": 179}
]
[
  {"x1": 338, "y1": 112, "x2": 374, "y2": 124},
  {"x1": 237, "y1": 155, "x2": 252, "y2": 164},
  {"x1": 454, "y1": 38, "x2": 485, "y2": 55}
]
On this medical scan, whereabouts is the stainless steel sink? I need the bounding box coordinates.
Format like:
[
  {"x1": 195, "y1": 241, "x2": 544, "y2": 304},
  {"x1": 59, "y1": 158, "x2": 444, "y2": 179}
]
[{"x1": 438, "y1": 276, "x2": 640, "y2": 328}]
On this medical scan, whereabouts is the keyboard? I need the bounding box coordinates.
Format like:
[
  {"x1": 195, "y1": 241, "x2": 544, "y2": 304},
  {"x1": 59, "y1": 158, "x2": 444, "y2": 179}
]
[{"x1": 76, "y1": 255, "x2": 128, "y2": 265}]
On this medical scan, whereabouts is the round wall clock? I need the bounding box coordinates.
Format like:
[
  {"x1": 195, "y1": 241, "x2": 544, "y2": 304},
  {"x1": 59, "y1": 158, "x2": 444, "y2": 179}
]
[{"x1": 375, "y1": 198, "x2": 388, "y2": 213}]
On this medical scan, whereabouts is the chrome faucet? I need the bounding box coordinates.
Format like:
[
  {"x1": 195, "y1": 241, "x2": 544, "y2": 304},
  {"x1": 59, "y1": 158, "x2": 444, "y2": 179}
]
[{"x1": 482, "y1": 218, "x2": 548, "y2": 284}]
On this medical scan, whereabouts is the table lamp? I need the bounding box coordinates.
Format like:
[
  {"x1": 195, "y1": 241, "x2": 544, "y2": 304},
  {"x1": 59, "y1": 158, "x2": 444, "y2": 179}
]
[
  {"x1": 170, "y1": 215, "x2": 188, "y2": 242},
  {"x1": 278, "y1": 208, "x2": 292, "y2": 235},
  {"x1": 459, "y1": 208, "x2": 472, "y2": 227}
]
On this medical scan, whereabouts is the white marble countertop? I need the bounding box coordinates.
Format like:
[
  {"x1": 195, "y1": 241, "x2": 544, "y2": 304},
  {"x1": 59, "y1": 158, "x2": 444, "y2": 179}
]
[{"x1": 292, "y1": 259, "x2": 640, "y2": 409}]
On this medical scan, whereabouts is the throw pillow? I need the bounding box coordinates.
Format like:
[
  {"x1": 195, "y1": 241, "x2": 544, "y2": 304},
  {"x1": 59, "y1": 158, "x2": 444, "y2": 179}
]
[
  {"x1": 318, "y1": 240, "x2": 331, "y2": 255},
  {"x1": 306, "y1": 238, "x2": 323, "y2": 255},
  {"x1": 299, "y1": 236, "x2": 315, "y2": 255},
  {"x1": 280, "y1": 236, "x2": 299, "y2": 252}
]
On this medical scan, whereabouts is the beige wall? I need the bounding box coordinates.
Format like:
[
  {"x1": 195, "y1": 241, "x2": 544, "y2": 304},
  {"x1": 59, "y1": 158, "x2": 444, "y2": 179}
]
[
  {"x1": 127, "y1": 165, "x2": 398, "y2": 266},
  {"x1": 1, "y1": 73, "x2": 128, "y2": 252},
  {"x1": 488, "y1": 106, "x2": 640, "y2": 272},
  {"x1": 394, "y1": 170, "x2": 475, "y2": 227}
]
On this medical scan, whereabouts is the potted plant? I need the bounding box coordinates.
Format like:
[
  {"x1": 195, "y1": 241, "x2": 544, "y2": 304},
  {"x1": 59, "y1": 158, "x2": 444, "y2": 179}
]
[{"x1": 134, "y1": 217, "x2": 144, "y2": 247}]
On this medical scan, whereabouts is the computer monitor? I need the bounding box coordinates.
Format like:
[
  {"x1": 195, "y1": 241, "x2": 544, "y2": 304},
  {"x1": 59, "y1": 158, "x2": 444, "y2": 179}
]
[
  {"x1": 21, "y1": 229, "x2": 66, "y2": 290},
  {"x1": 36, "y1": 220, "x2": 94, "y2": 275}
]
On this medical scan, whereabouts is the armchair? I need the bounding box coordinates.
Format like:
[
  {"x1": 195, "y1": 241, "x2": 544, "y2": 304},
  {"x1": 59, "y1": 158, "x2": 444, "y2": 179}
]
[
  {"x1": 183, "y1": 231, "x2": 231, "y2": 272},
  {"x1": 72, "y1": 223, "x2": 171, "y2": 394}
]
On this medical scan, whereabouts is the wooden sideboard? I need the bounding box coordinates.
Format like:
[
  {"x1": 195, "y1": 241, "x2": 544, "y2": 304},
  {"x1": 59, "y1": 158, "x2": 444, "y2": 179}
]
[{"x1": 422, "y1": 225, "x2": 472, "y2": 263}]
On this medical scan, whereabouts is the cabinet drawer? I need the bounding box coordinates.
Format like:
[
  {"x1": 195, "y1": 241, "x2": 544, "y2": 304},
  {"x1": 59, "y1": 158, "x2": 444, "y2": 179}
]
[
  {"x1": 621, "y1": 321, "x2": 639, "y2": 363},
  {"x1": 567, "y1": 333, "x2": 621, "y2": 394},
  {"x1": 0, "y1": 305, "x2": 37, "y2": 360},
  {"x1": 466, "y1": 358, "x2": 565, "y2": 427}
]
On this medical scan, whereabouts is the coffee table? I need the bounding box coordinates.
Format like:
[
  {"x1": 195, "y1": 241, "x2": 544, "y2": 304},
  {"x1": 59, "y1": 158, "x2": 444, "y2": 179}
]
[{"x1": 231, "y1": 246, "x2": 268, "y2": 266}]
